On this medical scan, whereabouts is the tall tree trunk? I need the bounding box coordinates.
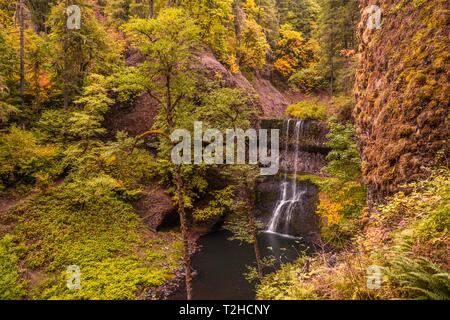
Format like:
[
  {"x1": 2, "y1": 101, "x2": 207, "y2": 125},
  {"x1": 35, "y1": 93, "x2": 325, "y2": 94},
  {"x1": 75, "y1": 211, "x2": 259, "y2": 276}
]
[
  {"x1": 63, "y1": 48, "x2": 68, "y2": 108},
  {"x1": 245, "y1": 178, "x2": 263, "y2": 279},
  {"x1": 329, "y1": 5, "x2": 335, "y2": 98},
  {"x1": 64, "y1": 0, "x2": 69, "y2": 109},
  {"x1": 330, "y1": 56, "x2": 334, "y2": 97},
  {"x1": 175, "y1": 165, "x2": 193, "y2": 300},
  {"x1": 34, "y1": 63, "x2": 41, "y2": 115},
  {"x1": 19, "y1": 0, "x2": 25, "y2": 108},
  {"x1": 249, "y1": 210, "x2": 263, "y2": 279},
  {"x1": 148, "y1": 0, "x2": 154, "y2": 19},
  {"x1": 165, "y1": 74, "x2": 193, "y2": 300}
]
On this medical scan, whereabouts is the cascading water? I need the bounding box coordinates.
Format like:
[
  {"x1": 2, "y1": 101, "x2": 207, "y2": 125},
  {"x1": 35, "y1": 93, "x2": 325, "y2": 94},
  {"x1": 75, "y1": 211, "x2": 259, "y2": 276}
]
[{"x1": 267, "y1": 119, "x2": 310, "y2": 237}]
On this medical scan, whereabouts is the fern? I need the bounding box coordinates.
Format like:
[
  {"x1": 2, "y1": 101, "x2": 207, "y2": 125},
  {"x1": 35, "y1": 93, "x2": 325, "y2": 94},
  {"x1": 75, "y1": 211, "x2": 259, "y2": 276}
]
[{"x1": 387, "y1": 255, "x2": 450, "y2": 300}]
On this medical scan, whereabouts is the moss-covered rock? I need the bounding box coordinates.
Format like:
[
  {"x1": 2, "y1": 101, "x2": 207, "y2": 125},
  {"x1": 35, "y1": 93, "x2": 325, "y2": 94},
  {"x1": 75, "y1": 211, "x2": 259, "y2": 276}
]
[{"x1": 354, "y1": 0, "x2": 449, "y2": 202}]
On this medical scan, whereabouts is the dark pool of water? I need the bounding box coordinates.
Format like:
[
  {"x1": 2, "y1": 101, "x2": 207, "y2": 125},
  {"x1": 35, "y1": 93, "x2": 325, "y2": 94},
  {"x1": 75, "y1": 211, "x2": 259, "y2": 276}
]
[{"x1": 170, "y1": 229, "x2": 312, "y2": 300}]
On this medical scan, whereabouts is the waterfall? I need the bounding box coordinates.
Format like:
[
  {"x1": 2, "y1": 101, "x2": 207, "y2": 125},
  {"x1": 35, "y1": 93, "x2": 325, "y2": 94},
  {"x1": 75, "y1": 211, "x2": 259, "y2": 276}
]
[{"x1": 267, "y1": 119, "x2": 309, "y2": 237}]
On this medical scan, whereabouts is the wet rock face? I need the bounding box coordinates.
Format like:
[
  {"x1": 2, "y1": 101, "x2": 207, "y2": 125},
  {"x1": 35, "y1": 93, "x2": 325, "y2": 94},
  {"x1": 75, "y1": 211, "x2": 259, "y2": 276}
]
[
  {"x1": 255, "y1": 176, "x2": 321, "y2": 240},
  {"x1": 355, "y1": 0, "x2": 450, "y2": 202},
  {"x1": 255, "y1": 175, "x2": 284, "y2": 219},
  {"x1": 287, "y1": 182, "x2": 320, "y2": 239},
  {"x1": 280, "y1": 151, "x2": 327, "y2": 176}
]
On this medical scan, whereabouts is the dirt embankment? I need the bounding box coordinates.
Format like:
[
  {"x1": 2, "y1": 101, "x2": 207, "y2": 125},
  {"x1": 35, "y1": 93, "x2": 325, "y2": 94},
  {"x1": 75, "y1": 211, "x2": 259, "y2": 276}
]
[
  {"x1": 0, "y1": 196, "x2": 21, "y2": 235},
  {"x1": 104, "y1": 48, "x2": 299, "y2": 139},
  {"x1": 197, "y1": 51, "x2": 304, "y2": 118}
]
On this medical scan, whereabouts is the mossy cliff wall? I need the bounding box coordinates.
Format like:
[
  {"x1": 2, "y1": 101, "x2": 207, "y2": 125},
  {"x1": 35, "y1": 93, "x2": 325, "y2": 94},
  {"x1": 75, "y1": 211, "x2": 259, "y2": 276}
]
[{"x1": 354, "y1": 0, "x2": 449, "y2": 202}]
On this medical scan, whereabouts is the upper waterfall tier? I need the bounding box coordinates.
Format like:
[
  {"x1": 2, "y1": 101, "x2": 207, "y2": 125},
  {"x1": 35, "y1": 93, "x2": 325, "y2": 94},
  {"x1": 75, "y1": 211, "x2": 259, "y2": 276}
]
[
  {"x1": 259, "y1": 119, "x2": 330, "y2": 153},
  {"x1": 259, "y1": 118, "x2": 330, "y2": 176}
]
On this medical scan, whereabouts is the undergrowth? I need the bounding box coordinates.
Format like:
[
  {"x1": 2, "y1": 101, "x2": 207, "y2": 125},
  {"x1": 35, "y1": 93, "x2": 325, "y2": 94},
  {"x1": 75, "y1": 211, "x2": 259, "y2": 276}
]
[
  {"x1": 257, "y1": 169, "x2": 450, "y2": 300},
  {"x1": 1, "y1": 174, "x2": 183, "y2": 300}
]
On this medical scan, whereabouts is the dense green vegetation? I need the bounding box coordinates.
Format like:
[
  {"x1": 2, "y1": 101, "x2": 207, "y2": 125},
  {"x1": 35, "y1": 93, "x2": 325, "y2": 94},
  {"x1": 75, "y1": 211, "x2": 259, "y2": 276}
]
[
  {"x1": 0, "y1": 0, "x2": 448, "y2": 301},
  {"x1": 5, "y1": 180, "x2": 183, "y2": 299},
  {"x1": 286, "y1": 99, "x2": 327, "y2": 120}
]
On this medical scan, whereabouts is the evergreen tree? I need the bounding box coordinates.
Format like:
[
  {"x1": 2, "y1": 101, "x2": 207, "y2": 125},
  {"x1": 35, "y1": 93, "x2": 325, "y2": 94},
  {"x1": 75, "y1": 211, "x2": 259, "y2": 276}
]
[
  {"x1": 316, "y1": 0, "x2": 359, "y2": 96},
  {"x1": 276, "y1": 0, "x2": 319, "y2": 39},
  {"x1": 47, "y1": 0, "x2": 122, "y2": 108},
  {"x1": 26, "y1": 0, "x2": 57, "y2": 33}
]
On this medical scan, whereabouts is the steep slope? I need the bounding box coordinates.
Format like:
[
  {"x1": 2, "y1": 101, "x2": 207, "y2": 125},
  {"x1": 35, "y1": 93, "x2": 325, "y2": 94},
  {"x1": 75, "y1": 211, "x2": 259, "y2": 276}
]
[
  {"x1": 194, "y1": 51, "x2": 298, "y2": 118},
  {"x1": 105, "y1": 49, "x2": 296, "y2": 137},
  {"x1": 354, "y1": 0, "x2": 449, "y2": 202}
]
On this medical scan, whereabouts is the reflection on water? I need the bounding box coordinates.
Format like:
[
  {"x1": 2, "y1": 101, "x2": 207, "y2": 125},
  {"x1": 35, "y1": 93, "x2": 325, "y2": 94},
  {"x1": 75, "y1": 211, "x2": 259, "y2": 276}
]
[{"x1": 170, "y1": 229, "x2": 312, "y2": 300}]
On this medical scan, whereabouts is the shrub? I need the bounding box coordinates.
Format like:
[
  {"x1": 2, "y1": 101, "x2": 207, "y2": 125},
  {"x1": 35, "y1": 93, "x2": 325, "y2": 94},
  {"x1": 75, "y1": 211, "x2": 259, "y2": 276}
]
[
  {"x1": 317, "y1": 180, "x2": 367, "y2": 247},
  {"x1": 285, "y1": 99, "x2": 327, "y2": 120},
  {"x1": 324, "y1": 117, "x2": 361, "y2": 181},
  {"x1": 288, "y1": 67, "x2": 324, "y2": 92},
  {"x1": 0, "y1": 126, "x2": 63, "y2": 192},
  {"x1": 65, "y1": 132, "x2": 154, "y2": 195},
  {"x1": 378, "y1": 169, "x2": 450, "y2": 299},
  {"x1": 256, "y1": 257, "x2": 319, "y2": 300},
  {"x1": 0, "y1": 235, "x2": 26, "y2": 299},
  {"x1": 387, "y1": 254, "x2": 450, "y2": 300},
  {"x1": 193, "y1": 186, "x2": 235, "y2": 221},
  {"x1": 36, "y1": 110, "x2": 71, "y2": 143},
  {"x1": 40, "y1": 257, "x2": 174, "y2": 300},
  {"x1": 331, "y1": 95, "x2": 354, "y2": 123}
]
